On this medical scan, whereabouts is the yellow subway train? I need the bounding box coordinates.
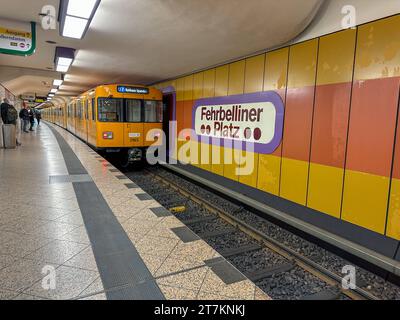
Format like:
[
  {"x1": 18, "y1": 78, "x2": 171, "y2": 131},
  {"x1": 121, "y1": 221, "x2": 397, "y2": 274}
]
[{"x1": 42, "y1": 84, "x2": 164, "y2": 166}]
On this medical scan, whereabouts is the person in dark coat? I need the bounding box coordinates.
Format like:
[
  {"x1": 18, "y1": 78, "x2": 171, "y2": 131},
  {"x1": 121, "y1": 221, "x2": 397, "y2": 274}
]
[
  {"x1": 19, "y1": 104, "x2": 30, "y2": 133},
  {"x1": 35, "y1": 109, "x2": 41, "y2": 126},
  {"x1": 28, "y1": 107, "x2": 35, "y2": 131},
  {"x1": 1, "y1": 98, "x2": 10, "y2": 124},
  {"x1": 3, "y1": 103, "x2": 21, "y2": 146}
]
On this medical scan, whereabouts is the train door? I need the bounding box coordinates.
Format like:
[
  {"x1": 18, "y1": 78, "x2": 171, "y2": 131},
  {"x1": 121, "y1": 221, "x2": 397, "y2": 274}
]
[
  {"x1": 88, "y1": 97, "x2": 96, "y2": 146},
  {"x1": 162, "y1": 93, "x2": 174, "y2": 161},
  {"x1": 84, "y1": 98, "x2": 89, "y2": 143}
]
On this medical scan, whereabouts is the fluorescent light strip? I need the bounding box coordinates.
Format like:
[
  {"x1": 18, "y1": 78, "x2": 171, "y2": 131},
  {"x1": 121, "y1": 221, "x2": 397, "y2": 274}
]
[
  {"x1": 67, "y1": 0, "x2": 98, "y2": 19},
  {"x1": 57, "y1": 57, "x2": 73, "y2": 66},
  {"x1": 62, "y1": 15, "x2": 88, "y2": 39},
  {"x1": 56, "y1": 65, "x2": 69, "y2": 73},
  {"x1": 53, "y1": 79, "x2": 63, "y2": 86},
  {"x1": 50, "y1": 88, "x2": 58, "y2": 93}
]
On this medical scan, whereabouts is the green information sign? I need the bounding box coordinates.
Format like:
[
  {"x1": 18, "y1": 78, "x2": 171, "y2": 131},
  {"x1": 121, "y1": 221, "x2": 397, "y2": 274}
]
[{"x1": 0, "y1": 19, "x2": 36, "y2": 56}]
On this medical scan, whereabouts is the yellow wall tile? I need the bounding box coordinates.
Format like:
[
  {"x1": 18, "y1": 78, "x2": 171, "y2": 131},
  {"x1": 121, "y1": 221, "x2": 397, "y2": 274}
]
[
  {"x1": 244, "y1": 54, "x2": 265, "y2": 93},
  {"x1": 239, "y1": 152, "x2": 259, "y2": 188},
  {"x1": 317, "y1": 29, "x2": 356, "y2": 85},
  {"x1": 355, "y1": 15, "x2": 400, "y2": 81},
  {"x1": 307, "y1": 163, "x2": 344, "y2": 218},
  {"x1": 257, "y1": 154, "x2": 281, "y2": 195},
  {"x1": 215, "y1": 65, "x2": 229, "y2": 97},
  {"x1": 183, "y1": 75, "x2": 193, "y2": 101},
  {"x1": 387, "y1": 178, "x2": 400, "y2": 240},
  {"x1": 342, "y1": 170, "x2": 390, "y2": 234},
  {"x1": 280, "y1": 158, "x2": 309, "y2": 205},
  {"x1": 193, "y1": 72, "x2": 204, "y2": 100},
  {"x1": 264, "y1": 47, "x2": 289, "y2": 91},
  {"x1": 287, "y1": 39, "x2": 319, "y2": 88},
  {"x1": 228, "y1": 60, "x2": 245, "y2": 95},
  {"x1": 211, "y1": 145, "x2": 224, "y2": 176},
  {"x1": 203, "y1": 69, "x2": 216, "y2": 98},
  {"x1": 176, "y1": 77, "x2": 185, "y2": 101}
]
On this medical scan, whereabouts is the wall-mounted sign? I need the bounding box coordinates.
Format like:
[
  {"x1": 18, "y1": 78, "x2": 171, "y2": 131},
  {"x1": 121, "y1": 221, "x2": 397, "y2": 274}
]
[
  {"x1": 192, "y1": 91, "x2": 284, "y2": 154},
  {"x1": 117, "y1": 86, "x2": 149, "y2": 94},
  {"x1": 35, "y1": 96, "x2": 47, "y2": 103},
  {"x1": 20, "y1": 94, "x2": 35, "y2": 101},
  {"x1": 0, "y1": 19, "x2": 36, "y2": 56}
]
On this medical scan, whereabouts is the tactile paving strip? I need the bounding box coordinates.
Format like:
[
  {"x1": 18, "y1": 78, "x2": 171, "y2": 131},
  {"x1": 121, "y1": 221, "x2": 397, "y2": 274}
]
[
  {"x1": 125, "y1": 183, "x2": 140, "y2": 189},
  {"x1": 49, "y1": 174, "x2": 93, "y2": 184},
  {"x1": 136, "y1": 193, "x2": 153, "y2": 201},
  {"x1": 205, "y1": 257, "x2": 247, "y2": 285},
  {"x1": 48, "y1": 126, "x2": 165, "y2": 300},
  {"x1": 150, "y1": 207, "x2": 172, "y2": 217},
  {"x1": 171, "y1": 226, "x2": 200, "y2": 243}
]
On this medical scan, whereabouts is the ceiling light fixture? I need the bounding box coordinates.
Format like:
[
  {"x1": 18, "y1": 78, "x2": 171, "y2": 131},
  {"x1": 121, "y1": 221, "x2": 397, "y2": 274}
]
[
  {"x1": 50, "y1": 88, "x2": 58, "y2": 93},
  {"x1": 54, "y1": 47, "x2": 75, "y2": 74},
  {"x1": 53, "y1": 79, "x2": 63, "y2": 86},
  {"x1": 53, "y1": 75, "x2": 65, "y2": 87},
  {"x1": 59, "y1": 0, "x2": 101, "y2": 39}
]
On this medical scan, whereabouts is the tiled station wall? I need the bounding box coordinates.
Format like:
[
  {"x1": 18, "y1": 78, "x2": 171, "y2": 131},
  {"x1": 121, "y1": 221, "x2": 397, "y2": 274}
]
[{"x1": 154, "y1": 15, "x2": 400, "y2": 240}]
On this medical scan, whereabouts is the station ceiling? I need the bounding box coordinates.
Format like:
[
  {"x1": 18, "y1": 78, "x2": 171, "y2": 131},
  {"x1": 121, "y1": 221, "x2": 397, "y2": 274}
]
[{"x1": 0, "y1": 0, "x2": 323, "y2": 99}]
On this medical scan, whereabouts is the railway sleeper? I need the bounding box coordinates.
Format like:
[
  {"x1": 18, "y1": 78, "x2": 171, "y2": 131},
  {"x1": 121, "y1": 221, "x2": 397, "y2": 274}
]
[
  {"x1": 199, "y1": 228, "x2": 237, "y2": 239},
  {"x1": 183, "y1": 216, "x2": 218, "y2": 225},
  {"x1": 219, "y1": 244, "x2": 262, "y2": 258},
  {"x1": 300, "y1": 287, "x2": 341, "y2": 300},
  {"x1": 245, "y1": 262, "x2": 295, "y2": 282}
]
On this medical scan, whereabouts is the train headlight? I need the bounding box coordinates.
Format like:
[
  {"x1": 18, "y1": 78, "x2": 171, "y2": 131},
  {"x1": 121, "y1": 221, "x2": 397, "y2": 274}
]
[{"x1": 103, "y1": 132, "x2": 113, "y2": 139}]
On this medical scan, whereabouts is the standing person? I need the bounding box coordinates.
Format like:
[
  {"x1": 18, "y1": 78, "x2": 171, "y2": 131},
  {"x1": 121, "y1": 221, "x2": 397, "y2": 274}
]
[
  {"x1": 35, "y1": 109, "x2": 41, "y2": 126},
  {"x1": 3, "y1": 103, "x2": 21, "y2": 146},
  {"x1": 1, "y1": 98, "x2": 10, "y2": 124},
  {"x1": 19, "y1": 102, "x2": 27, "y2": 129},
  {"x1": 19, "y1": 104, "x2": 30, "y2": 133},
  {"x1": 28, "y1": 107, "x2": 35, "y2": 131}
]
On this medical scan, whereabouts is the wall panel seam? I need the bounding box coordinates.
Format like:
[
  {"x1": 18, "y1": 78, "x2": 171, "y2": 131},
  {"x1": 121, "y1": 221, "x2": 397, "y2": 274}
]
[{"x1": 339, "y1": 27, "x2": 359, "y2": 220}]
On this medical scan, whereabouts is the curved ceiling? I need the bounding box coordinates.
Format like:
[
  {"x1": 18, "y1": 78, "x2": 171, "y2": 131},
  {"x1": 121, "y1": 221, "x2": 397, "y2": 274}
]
[{"x1": 0, "y1": 0, "x2": 323, "y2": 98}]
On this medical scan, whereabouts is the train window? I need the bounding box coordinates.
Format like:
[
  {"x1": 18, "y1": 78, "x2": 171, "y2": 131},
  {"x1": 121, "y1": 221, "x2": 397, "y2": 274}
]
[
  {"x1": 98, "y1": 98, "x2": 123, "y2": 122},
  {"x1": 76, "y1": 101, "x2": 81, "y2": 119},
  {"x1": 85, "y1": 100, "x2": 88, "y2": 120},
  {"x1": 125, "y1": 99, "x2": 141, "y2": 122},
  {"x1": 92, "y1": 98, "x2": 95, "y2": 121},
  {"x1": 144, "y1": 100, "x2": 163, "y2": 123}
]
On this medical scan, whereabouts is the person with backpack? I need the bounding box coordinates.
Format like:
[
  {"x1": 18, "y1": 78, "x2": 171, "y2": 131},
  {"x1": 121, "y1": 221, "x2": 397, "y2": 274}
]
[
  {"x1": 1, "y1": 98, "x2": 10, "y2": 124},
  {"x1": 3, "y1": 103, "x2": 21, "y2": 146},
  {"x1": 35, "y1": 109, "x2": 41, "y2": 126}
]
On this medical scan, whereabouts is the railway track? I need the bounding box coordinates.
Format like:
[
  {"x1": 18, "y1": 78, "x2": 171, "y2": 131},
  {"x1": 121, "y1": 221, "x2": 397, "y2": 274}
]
[{"x1": 121, "y1": 165, "x2": 382, "y2": 300}]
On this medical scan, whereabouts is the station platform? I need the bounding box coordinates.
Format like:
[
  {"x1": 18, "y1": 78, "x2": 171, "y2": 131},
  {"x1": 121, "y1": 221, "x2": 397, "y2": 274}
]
[{"x1": 0, "y1": 122, "x2": 270, "y2": 300}]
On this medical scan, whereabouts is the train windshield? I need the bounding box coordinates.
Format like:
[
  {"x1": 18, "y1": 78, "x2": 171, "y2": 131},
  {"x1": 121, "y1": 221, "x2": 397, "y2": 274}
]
[
  {"x1": 126, "y1": 99, "x2": 141, "y2": 122},
  {"x1": 144, "y1": 100, "x2": 163, "y2": 123},
  {"x1": 98, "y1": 98, "x2": 123, "y2": 122}
]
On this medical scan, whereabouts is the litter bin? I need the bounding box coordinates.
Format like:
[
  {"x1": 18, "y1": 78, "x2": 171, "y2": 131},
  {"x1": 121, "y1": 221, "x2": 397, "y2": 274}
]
[{"x1": 2, "y1": 124, "x2": 16, "y2": 149}]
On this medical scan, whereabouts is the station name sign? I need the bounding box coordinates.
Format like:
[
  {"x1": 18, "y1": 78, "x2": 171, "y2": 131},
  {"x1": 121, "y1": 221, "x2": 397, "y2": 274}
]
[
  {"x1": 193, "y1": 91, "x2": 284, "y2": 154},
  {"x1": 0, "y1": 19, "x2": 36, "y2": 56},
  {"x1": 117, "y1": 86, "x2": 149, "y2": 94}
]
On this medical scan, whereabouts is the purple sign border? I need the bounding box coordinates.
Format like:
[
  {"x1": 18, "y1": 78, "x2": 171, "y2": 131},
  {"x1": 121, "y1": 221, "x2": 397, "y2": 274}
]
[{"x1": 191, "y1": 91, "x2": 284, "y2": 154}]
